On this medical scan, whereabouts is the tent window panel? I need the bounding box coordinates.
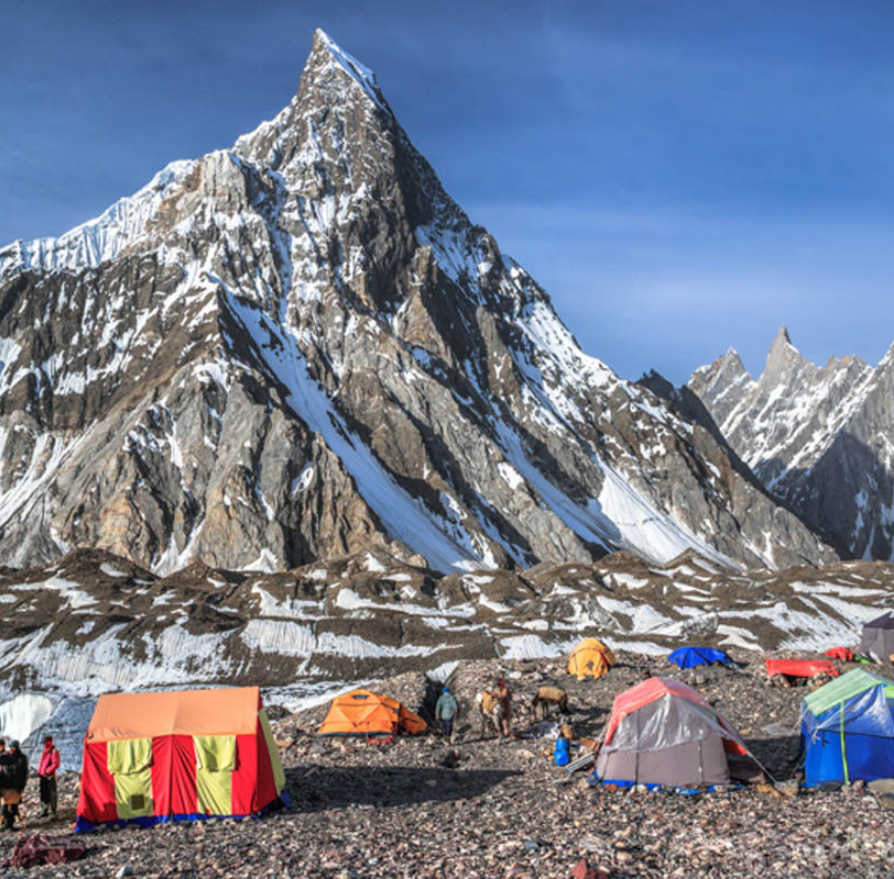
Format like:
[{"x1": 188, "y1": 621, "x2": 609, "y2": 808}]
[
  {"x1": 194, "y1": 735, "x2": 237, "y2": 772},
  {"x1": 107, "y1": 737, "x2": 155, "y2": 820},
  {"x1": 113, "y1": 768, "x2": 154, "y2": 819},
  {"x1": 194, "y1": 735, "x2": 236, "y2": 816},
  {"x1": 107, "y1": 737, "x2": 153, "y2": 776}
]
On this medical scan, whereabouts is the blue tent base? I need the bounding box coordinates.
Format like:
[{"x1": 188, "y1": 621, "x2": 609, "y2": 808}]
[
  {"x1": 589, "y1": 776, "x2": 742, "y2": 796},
  {"x1": 668, "y1": 647, "x2": 734, "y2": 669},
  {"x1": 75, "y1": 793, "x2": 290, "y2": 834}
]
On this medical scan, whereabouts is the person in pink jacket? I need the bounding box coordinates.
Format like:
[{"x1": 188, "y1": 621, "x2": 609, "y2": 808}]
[{"x1": 36, "y1": 735, "x2": 59, "y2": 818}]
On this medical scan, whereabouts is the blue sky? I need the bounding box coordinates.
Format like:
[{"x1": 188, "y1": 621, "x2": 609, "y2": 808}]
[{"x1": 2, "y1": 0, "x2": 893, "y2": 383}]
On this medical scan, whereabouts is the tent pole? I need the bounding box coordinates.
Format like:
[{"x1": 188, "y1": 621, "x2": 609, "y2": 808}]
[
  {"x1": 634, "y1": 706, "x2": 640, "y2": 787},
  {"x1": 840, "y1": 700, "x2": 849, "y2": 785}
]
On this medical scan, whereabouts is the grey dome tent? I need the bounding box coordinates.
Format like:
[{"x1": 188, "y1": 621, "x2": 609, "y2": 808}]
[
  {"x1": 594, "y1": 677, "x2": 762, "y2": 790},
  {"x1": 860, "y1": 612, "x2": 894, "y2": 662}
]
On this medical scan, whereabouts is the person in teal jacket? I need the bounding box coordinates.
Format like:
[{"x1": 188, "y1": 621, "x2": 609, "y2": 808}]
[{"x1": 435, "y1": 686, "x2": 459, "y2": 742}]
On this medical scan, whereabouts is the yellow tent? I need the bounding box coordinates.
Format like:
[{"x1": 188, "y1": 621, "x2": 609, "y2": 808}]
[{"x1": 568, "y1": 638, "x2": 615, "y2": 680}]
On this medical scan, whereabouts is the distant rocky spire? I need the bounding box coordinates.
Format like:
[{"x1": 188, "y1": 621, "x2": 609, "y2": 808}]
[{"x1": 761, "y1": 325, "x2": 806, "y2": 388}]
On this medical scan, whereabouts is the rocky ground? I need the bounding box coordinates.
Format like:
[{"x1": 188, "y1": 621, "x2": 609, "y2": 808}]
[{"x1": 2, "y1": 650, "x2": 894, "y2": 877}]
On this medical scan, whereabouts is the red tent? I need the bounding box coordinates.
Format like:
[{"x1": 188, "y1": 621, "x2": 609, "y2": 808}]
[
  {"x1": 824, "y1": 647, "x2": 853, "y2": 662},
  {"x1": 765, "y1": 659, "x2": 838, "y2": 679},
  {"x1": 76, "y1": 687, "x2": 286, "y2": 832}
]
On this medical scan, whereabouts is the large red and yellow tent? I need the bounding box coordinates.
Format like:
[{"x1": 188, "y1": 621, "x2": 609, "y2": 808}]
[{"x1": 76, "y1": 687, "x2": 286, "y2": 832}]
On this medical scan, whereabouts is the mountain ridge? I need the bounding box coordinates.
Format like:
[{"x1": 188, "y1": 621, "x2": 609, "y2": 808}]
[{"x1": 689, "y1": 327, "x2": 894, "y2": 560}]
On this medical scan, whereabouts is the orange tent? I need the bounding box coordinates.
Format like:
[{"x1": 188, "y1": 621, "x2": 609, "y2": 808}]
[
  {"x1": 567, "y1": 637, "x2": 615, "y2": 680},
  {"x1": 318, "y1": 689, "x2": 427, "y2": 737},
  {"x1": 76, "y1": 687, "x2": 286, "y2": 832}
]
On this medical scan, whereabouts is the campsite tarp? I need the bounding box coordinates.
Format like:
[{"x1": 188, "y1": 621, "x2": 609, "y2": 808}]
[
  {"x1": 801, "y1": 668, "x2": 894, "y2": 785},
  {"x1": 76, "y1": 687, "x2": 286, "y2": 832},
  {"x1": 595, "y1": 677, "x2": 759, "y2": 789},
  {"x1": 824, "y1": 646, "x2": 853, "y2": 662},
  {"x1": 567, "y1": 638, "x2": 615, "y2": 680},
  {"x1": 318, "y1": 689, "x2": 426, "y2": 737},
  {"x1": 765, "y1": 659, "x2": 838, "y2": 679},
  {"x1": 860, "y1": 612, "x2": 894, "y2": 661},
  {"x1": 668, "y1": 647, "x2": 733, "y2": 669}
]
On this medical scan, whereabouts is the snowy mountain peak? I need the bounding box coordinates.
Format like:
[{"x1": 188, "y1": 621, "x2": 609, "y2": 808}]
[
  {"x1": 719, "y1": 347, "x2": 749, "y2": 377},
  {"x1": 773, "y1": 324, "x2": 792, "y2": 346},
  {"x1": 689, "y1": 347, "x2": 752, "y2": 394},
  {"x1": 767, "y1": 324, "x2": 797, "y2": 360},
  {"x1": 308, "y1": 28, "x2": 388, "y2": 114},
  {"x1": 0, "y1": 30, "x2": 837, "y2": 575}
]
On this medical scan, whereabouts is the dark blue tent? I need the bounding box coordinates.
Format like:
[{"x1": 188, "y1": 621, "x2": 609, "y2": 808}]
[
  {"x1": 667, "y1": 647, "x2": 733, "y2": 669},
  {"x1": 801, "y1": 669, "x2": 894, "y2": 786}
]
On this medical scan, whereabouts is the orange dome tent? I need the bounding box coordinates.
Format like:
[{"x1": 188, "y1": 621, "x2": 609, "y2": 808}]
[
  {"x1": 318, "y1": 689, "x2": 427, "y2": 737},
  {"x1": 568, "y1": 638, "x2": 615, "y2": 680}
]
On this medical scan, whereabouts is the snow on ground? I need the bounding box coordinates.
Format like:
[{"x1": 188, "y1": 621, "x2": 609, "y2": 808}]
[
  {"x1": 0, "y1": 691, "x2": 95, "y2": 770},
  {"x1": 717, "y1": 624, "x2": 762, "y2": 651},
  {"x1": 499, "y1": 634, "x2": 574, "y2": 661},
  {"x1": 241, "y1": 619, "x2": 445, "y2": 660},
  {"x1": 365, "y1": 553, "x2": 386, "y2": 573},
  {"x1": 595, "y1": 596, "x2": 674, "y2": 633},
  {"x1": 601, "y1": 572, "x2": 651, "y2": 590},
  {"x1": 808, "y1": 593, "x2": 891, "y2": 624},
  {"x1": 251, "y1": 584, "x2": 324, "y2": 619},
  {"x1": 41, "y1": 576, "x2": 98, "y2": 609},
  {"x1": 333, "y1": 588, "x2": 442, "y2": 618},
  {"x1": 244, "y1": 548, "x2": 279, "y2": 573},
  {"x1": 0, "y1": 693, "x2": 54, "y2": 748},
  {"x1": 789, "y1": 580, "x2": 888, "y2": 599},
  {"x1": 722, "y1": 602, "x2": 858, "y2": 653}
]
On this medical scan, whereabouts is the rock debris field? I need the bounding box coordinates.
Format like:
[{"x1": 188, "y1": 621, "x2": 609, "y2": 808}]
[{"x1": 4, "y1": 651, "x2": 894, "y2": 878}]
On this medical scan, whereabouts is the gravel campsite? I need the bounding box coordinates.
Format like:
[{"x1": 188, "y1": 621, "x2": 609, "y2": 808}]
[{"x1": 4, "y1": 650, "x2": 894, "y2": 878}]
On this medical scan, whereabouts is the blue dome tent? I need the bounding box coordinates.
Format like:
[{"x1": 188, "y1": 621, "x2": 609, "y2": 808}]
[
  {"x1": 667, "y1": 647, "x2": 733, "y2": 670},
  {"x1": 801, "y1": 668, "x2": 894, "y2": 786}
]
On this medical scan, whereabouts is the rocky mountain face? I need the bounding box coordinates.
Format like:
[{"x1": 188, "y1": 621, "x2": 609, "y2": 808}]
[
  {"x1": 689, "y1": 327, "x2": 894, "y2": 561},
  {"x1": 0, "y1": 30, "x2": 834, "y2": 574}
]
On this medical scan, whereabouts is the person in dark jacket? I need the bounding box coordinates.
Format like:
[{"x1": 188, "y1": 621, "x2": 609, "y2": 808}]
[{"x1": 0, "y1": 740, "x2": 29, "y2": 830}]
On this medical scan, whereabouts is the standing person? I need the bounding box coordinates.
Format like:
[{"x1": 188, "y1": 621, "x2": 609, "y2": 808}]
[
  {"x1": 495, "y1": 680, "x2": 512, "y2": 737},
  {"x1": 37, "y1": 736, "x2": 60, "y2": 818},
  {"x1": 435, "y1": 686, "x2": 459, "y2": 742},
  {"x1": 0, "y1": 741, "x2": 28, "y2": 830}
]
